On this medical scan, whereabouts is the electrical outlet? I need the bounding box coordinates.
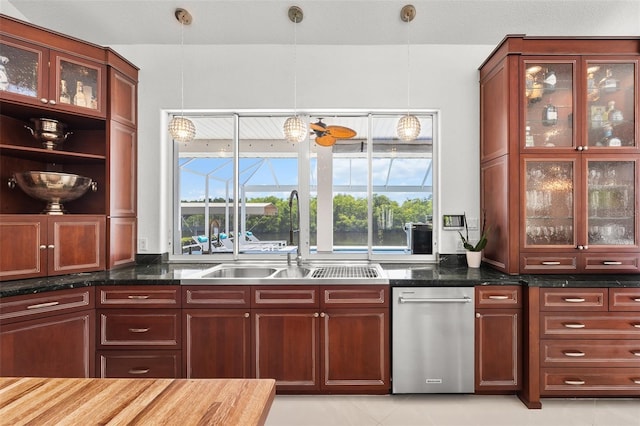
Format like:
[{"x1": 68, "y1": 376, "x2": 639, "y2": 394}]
[{"x1": 138, "y1": 238, "x2": 148, "y2": 251}]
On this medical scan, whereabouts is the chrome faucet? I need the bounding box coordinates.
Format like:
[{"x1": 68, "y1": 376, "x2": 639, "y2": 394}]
[{"x1": 288, "y1": 189, "x2": 302, "y2": 266}]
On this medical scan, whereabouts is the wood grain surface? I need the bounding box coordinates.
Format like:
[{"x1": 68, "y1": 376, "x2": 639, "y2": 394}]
[{"x1": 0, "y1": 377, "x2": 275, "y2": 425}]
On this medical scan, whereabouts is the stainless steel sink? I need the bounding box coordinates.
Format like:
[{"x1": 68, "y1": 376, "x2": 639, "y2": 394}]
[
  {"x1": 181, "y1": 263, "x2": 388, "y2": 285},
  {"x1": 202, "y1": 266, "x2": 277, "y2": 279}
]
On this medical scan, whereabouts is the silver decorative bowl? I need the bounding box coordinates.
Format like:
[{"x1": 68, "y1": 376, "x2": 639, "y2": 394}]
[
  {"x1": 10, "y1": 171, "x2": 97, "y2": 214},
  {"x1": 24, "y1": 118, "x2": 73, "y2": 150}
]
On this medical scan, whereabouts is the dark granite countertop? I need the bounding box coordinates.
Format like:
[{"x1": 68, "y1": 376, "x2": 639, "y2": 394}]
[{"x1": 1, "y1": 257, "x2": 639, "y2": 298}]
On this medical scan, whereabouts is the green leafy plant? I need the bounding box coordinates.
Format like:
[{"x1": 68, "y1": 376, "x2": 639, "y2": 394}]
[{"x1": 458, "y1": 212, "x2": 489, "y2": 252}]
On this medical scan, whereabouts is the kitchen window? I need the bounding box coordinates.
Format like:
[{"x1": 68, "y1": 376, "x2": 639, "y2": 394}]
[{"x1": 173, "y1": 111, "x2": 438, "y2": 261}]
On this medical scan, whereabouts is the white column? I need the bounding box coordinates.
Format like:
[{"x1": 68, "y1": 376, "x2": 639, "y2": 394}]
[{"x1": 316, "y1": 147, "x2": 333, "y2": 253}]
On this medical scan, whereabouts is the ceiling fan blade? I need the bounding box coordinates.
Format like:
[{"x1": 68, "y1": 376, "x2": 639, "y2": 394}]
[
  {"x1": 326, "y1": 126, "x2": 356, "y2": 139},
  {"x1": 310, "y1": 122, "x2": 327, "y2": 132},
  {"x1": 315, "y1": 134, "x2": 336, "y2": 147}
]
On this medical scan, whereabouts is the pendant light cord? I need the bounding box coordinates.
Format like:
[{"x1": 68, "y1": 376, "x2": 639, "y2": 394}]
[
  {"x1": 293, "y1": 17, "x2": 298, "y2": 116},
  {"x1": 406, "y1": 16, "x2": 411, "y2": 116},
  {"x1": 180, "y1": 20, "x2": 185, "y2": 118}
]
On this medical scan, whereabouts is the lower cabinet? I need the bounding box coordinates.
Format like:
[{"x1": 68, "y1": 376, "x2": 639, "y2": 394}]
[
  {"x1": 475, "y1": 285, "x2": 522, "y2": 392},
  {"x1": 96, "y1": 285, "x2": 182, "y2": 378},
  {"x1": 0, "y1": 287, "x2": 95, "y2": 377},
  {"x1": 183, "y1": 285, "x2": 390, "y2": 394},
  {"x1": 0, "y1": 214, "x2": 105, "y2": 281}
]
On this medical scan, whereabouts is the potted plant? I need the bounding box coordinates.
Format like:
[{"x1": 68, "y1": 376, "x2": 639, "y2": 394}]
[{"x1": 458, "y1": 212, "x2": 489, "y2": 268}]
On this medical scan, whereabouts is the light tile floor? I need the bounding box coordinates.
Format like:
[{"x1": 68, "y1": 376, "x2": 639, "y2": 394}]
[{"x1": 265, "y1": 394, "x2": 640, "y2": 426}]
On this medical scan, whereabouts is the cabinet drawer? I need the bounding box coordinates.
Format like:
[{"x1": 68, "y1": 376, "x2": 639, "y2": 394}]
[
  {"x1": 475, "y1": 285, "x2": 522, "y2": 308},
  {"x1": 253, "y1": 286, "x2": 319, "y2": 308},
  {"x1": 540, "y1": 312, "x2": 640, "y2": 339},
  {"x1": 98, "y1": 310, "x2": 180, "y2": 348},
  {"x1": 540, "y1": 288, "x2": 607, "y2": 311},
  {"x1": 610, "y1": 288, "x2": 640, "y2": 312},
  {"x1": 520, "y1": 254, "x2": 577, "y2": 274},
  {"x1": 541, "y1": 339, "x2": 640, "y2": 367},
  {"x1": 582, "y1": 254, "x2": 640, "y2": 273},
  {"x1": 0, "y1": 287, "x2": 94, "y2": 324},
  {"x1": 183, "y1": 286, "x2": 250, "y2": 308},
  {"x1": 321, "y1": 286, "x2": 388, "y2": 308},
  {"x1": 97, "y1": 350, "x2": 182, "y2": 378},
  {"x1": 97, "y1": 286, "x2": 180, "y2": 308},
  {"x1": 541, "y1": 368, "x2": 640, "y2": 395}
]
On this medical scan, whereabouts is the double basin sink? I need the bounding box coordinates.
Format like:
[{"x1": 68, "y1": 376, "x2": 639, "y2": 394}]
[{"x1": 181, "y1": 263, "x2": 388, "y2": 285}]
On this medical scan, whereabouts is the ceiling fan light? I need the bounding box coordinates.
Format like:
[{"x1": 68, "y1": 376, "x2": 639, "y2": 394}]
[
  {"x1": 396, "y1": 114, "x2": 421, "y2": 141},
  {"x1": 168, "y1": 116, "x2": 196, "y2": 142},
  {"x1": 283, "y1": 115, "x2": 307, "y2": 143}
]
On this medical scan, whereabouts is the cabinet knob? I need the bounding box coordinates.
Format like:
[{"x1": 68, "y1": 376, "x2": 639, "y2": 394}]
[
  {"x1": 48, "y1": 100, "x2": 56, "y2": 105},
  {"x1": 320, "y1": 312, "x2": 326, "y2": 317},
  {"x1": 475, "y1": 312, "x2": 481, "y2": 318},
  {"x1": 313, "y1": 313, "x2": 319, "y2": 317},
  {"x1": 47, "y1": 244, "x2": 55, "y2": 249},
  {"x1": 582, "y1": 146, "x2": 588, "y2": 151},
  {"x1": 576, "y1": 146, "x2": 583, "y2": 151},
  {"x1": 577, "y1": 245, "x2": 589, "y2": 250},
  {"x1": 40, "y1": 98, "x2": 48, "y2": 104},
  {"x1": 244, "y1": 312, "x2": 249, "y2": 318},
  {"x1": 39, "y1": 245, "x2": 47, "y2": 250}
]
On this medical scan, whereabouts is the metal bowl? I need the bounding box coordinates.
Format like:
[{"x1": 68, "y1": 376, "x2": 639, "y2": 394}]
[
  {"x1": 24, "y1": 118, "x2": 73, "y2": 150},
  {"x1": 12, "y1": 171, "x2": 96, "y2": 214}
]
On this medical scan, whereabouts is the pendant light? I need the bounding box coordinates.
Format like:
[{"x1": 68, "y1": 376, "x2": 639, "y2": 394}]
[
  {"x1": 283, "y1": 6, "x2": 307, "y2": 143},
  {"x1": 168, "y1": 8, "x2": 196, "y2": 143},
  {"x1": 396, "y1": 5, "x2": 421, "y2": 141}
]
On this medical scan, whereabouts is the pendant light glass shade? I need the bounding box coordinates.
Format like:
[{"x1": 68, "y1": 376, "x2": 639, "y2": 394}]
[
  {"x1": 283, "y1": 115, "x2": 307, "y2": 143},
  {"x1": 168, "y1": 116, "x2": 196, "y2": 142},
  {"x1": 397, "y1": 114, "x2": 421, "y2": 141}
]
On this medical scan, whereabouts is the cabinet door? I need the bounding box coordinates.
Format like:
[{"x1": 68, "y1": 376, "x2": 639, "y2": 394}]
[
  {"x1": 322, "y1": 308, "x2": 389, "y2": 392},
  {"x1": 0, "y1": 310, "x2": 94, "y2": 377},
  {"x1": 522, "y1": 157, "x2": 579, "y2": 255},
  {"x1": 183, "y1": 309, "x2": 251, "y2": 379},
  {"x1": 475, "y1": 308, "x2": 521, "y2": 391},
  {"x1": 585, "y1": 158, "x2": 637, "y2": 250},
  {"x1": 0, "y1": 215, "x2": 46, "y2": 280},
  {"x1": 584, "y1": 59, "x2": 637, "y2": 150},
  {"x1": 252, "y1": 309, "x2": 320, "y2": 391},
  {"x1": 49, "y1": 50, "x2": 106, "y2": 117},
  {"x1": 522, "y1": 59, "x2": 576, "y2": 150},
  {"x1": 0, "y1": 36, "x2": 48, "y2": 106},
  {"x1": 49, "y1": 215, "x2": 105, "y2": 275},
  {"x1": 107, "y1": 217, "x2": 136, "y2": 268},
  {"x1": 108, "y1": 121, "x2": 136, "y2": 216}
]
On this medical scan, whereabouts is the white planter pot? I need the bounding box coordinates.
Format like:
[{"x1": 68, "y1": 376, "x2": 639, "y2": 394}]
[{"x1": 465, "y1": 250, "x2": 482, "y2": 268}]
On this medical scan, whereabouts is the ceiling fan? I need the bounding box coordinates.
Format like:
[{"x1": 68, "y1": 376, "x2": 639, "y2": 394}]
[{"x1": 310, "y1": 118, "x2": 357, "y2": 146}]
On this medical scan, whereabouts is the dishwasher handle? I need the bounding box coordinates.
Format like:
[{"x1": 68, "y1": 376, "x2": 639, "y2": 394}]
[{"x1": 398, "y1": 296, "x2": 473, "y2": 304}]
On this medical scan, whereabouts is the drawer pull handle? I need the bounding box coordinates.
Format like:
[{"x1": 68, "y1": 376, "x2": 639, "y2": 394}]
[
  {"x1": 633, "y1": 298, "x2": 640, "y2": 302},
  {"x1": 488, "y1": 295, "x2": 509, "y2": 300},
  {"x1": 631, "y1": 351, "x2": 640, "y2": 357},
  {"x1": 128, "y1": 328, "x2": 150, "y2": 333},
  {"x1": 564, "y1": 379, "x2": 585, "y2": 385},
  {"x1": 602, "y1": 261, "x2": 622, "y2": 265},
  {"x1": 564, "y1": 323, "x2": 586, "y2": 329},
  {"x1": 633, "y1": 324, "x2": 640, "y2": 329},
  {"x1": 633, "y1": 379, "x2": 640, "y2": 385},
  {"x1": 128, "y1": 368, "x2": 150, "y2": 375},
  {"x1": 563, "y1": 351, "x2": 585, "y2": 357},
  {"x1": 27, "y1": 301, "x2": 60, "y2": 310},
  {"x1": 541, "y1": 261, "x2": 561, "y2": 265},
  {"x1": 562, "y1": 297, "x2": 586, "y2": 303},
  {"x1": 127, "y1": 295, "x2": 150, "y2": 300}
]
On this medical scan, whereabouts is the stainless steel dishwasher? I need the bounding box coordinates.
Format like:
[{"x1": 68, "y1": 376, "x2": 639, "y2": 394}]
[{"x1": 392, "y1": 287, "x2": 474, "y2": 393}]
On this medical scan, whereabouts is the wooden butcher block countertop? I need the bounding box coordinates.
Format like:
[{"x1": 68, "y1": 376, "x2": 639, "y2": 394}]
[{"x1": 0, "y1": 377, "x2": 276, "y2": 425}]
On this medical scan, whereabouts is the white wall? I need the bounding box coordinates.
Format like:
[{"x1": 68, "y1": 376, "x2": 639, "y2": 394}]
[{"x1": 104, "y1": 43, "x2": 495, "y2": 254}]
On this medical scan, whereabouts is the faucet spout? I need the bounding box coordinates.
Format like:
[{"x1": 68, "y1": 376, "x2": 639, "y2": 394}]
[{"x1": 288, "y1": 189, "x2": 302, "y2": 266}]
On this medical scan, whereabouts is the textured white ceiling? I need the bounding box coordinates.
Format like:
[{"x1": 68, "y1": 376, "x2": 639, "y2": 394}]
[{"x1": 2, "y1": 0, "x2": 639, "y2": 47}]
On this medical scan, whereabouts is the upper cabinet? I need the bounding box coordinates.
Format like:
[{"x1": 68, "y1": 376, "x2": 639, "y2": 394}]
[
  {"x1": 479, "y1": 36, "x2": 639, "y2": 275},
  {"x1": 0, "y1": 15, "x2": 138, "y2": 279},
  {"x1": 0, "y1": 35, "x2": 106, "y2": 118}
]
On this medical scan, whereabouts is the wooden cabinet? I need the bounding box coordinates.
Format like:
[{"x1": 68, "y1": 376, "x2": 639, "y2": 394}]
[
  {"x1": 96, "y1": 286, "x2": 181, "y2": 378},
  {"x1": 0, "y1": 15, "x2": 138, "y2": 280},
  {"x1": 523, "y1": 286, "x2": 640, "y2": 407},
  {"x1": 0, "y1": 33, "x2": 106, "y2": 118},
  {"x1": 0, "y1": 214, "x2": 105, "y2": 280},
  {"x1": 479, "y1": 36, "x2": 639, "y2": 274},
  {"x1": 474, "y1": 285, "x2": 522, "y2": 392},
  {"x1": 182, "y1": 286, "x2": 251, "y2": 379},
  {"x1": 252, "y1": 285, "x2": 390, "y2": 393},
  {"x1": 0, "y1": 287, "x2": 95, "y2": 377}
]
